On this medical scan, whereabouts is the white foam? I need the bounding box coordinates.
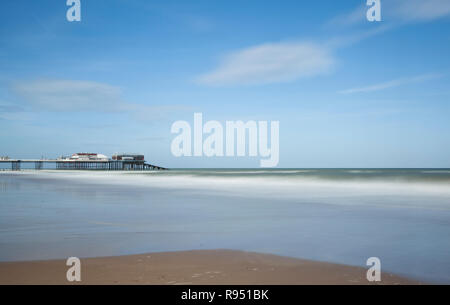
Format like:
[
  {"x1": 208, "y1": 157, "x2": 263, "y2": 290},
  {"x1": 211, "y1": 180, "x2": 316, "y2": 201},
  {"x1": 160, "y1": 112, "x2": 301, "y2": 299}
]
[{"x1": 5, "y1": 170, "x2": 450, "y2": 210}]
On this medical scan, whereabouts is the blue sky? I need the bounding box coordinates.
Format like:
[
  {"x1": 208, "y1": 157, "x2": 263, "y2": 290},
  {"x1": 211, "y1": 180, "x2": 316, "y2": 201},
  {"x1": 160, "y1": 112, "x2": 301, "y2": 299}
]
[{"x1": 1, "y1": 0, "x2": 449, "y2": 168}]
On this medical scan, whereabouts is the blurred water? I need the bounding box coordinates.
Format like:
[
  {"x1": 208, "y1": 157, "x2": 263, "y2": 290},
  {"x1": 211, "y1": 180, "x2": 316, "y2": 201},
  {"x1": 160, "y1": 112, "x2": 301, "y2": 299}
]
[{"x1": 0, "y1": 169, "x2": 449, "y2": 283}]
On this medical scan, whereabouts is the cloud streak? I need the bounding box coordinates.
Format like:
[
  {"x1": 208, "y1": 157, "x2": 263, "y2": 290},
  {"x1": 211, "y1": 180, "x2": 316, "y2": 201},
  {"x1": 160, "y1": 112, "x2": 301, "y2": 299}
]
[
  {"x1": 392, "y1": 0, "x2": 450, "y2": 22},
  {"x1": 330, "y1": 0, "x2": 450, "y2": 27},
  {"x1": 339, "y1": 73, "x2": 442, "y2": 94},
  {"x1": 11, "y1": 79, "x2": 189, "y2": 121},
  {"x1": 13, "y1": 79, "x2": 122, "y2": 112},
  {"x1": 0, "y1": 102, "x2": 34, "y2": 122},
  {"x1": 196, "y1": 42, "x2": 335, "y2": 86},
  {"x1": 0, "y1": 103, "x2": 25, "y2": 113},
  {"x1": 196, "y1": 1, "x2": 450, "y2": 87}
]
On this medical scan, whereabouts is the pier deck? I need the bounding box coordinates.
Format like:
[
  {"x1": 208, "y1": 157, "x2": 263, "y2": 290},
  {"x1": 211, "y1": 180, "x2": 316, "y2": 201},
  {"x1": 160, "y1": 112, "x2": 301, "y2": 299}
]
[{"x1": 0, "y1": 159, "x2": 167, "y2": 171}]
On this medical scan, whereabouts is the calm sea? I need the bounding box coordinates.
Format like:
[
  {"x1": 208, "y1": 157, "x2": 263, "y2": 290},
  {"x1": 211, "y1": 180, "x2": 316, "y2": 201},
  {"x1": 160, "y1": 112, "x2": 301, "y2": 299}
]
[{"x1": 0, "y1": 169, "x2": 449, "y2": 283}]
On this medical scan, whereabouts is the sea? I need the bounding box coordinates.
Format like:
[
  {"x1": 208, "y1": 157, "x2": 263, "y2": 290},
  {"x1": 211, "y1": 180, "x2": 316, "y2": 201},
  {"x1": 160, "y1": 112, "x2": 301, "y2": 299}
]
[{"x1": 0, "y1": 169, "x2": 449, "y2": 283}]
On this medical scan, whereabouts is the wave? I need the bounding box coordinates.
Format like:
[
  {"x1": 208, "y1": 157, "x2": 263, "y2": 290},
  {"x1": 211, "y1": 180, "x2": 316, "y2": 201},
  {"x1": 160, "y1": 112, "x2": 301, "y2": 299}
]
[{"x1": 6, "y1": 169, "x2": 450, "y2": 210}]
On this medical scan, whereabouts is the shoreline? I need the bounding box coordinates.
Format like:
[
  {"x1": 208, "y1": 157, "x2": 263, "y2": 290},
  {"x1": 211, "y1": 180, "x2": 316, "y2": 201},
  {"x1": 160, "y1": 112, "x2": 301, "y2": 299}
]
[{"x1": 0, "y1": 249, "x2": 422, "y2": 285}]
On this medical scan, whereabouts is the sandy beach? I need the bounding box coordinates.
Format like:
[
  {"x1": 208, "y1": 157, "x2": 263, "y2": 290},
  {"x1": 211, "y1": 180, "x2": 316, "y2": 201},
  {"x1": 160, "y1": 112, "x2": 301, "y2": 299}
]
[{"x1": 0, "y1": 250, "x2": 421, "y2": 285}]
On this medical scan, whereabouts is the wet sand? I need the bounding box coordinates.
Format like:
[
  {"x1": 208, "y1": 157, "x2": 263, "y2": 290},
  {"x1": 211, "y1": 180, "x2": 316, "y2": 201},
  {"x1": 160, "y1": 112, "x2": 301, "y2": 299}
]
[{"x1": 0, "y1": 250, "x2": 421, "y2": 285}]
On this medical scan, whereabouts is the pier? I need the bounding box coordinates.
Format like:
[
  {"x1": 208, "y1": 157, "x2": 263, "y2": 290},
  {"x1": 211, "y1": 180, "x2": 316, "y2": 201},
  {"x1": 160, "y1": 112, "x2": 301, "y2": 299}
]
[{"x1": 0, "y1": 153, "x2": 167, "y2": 171}]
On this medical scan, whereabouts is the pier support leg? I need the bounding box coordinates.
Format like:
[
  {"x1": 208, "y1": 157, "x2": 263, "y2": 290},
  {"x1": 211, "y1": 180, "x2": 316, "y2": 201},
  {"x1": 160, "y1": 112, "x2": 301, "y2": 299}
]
[
  {"x1": 35, "y1": 161, "x2": 43, "y2": 170},
  {"x1": 12, "y1": 161, "x2": 21, "y2": 171}
]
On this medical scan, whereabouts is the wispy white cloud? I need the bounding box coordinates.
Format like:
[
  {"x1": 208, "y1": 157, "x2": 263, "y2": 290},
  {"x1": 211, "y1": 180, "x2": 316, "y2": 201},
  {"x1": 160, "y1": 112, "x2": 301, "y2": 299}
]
[
  {"x1": 330, "y1": 0, "x2": 450, "y2": 27},
  {"x1": 117, "y1": 103, "x2": 191, "y2": 121},
  {"x1": 339, "y1": 73, "x2": 442, "y2": 94},
  {"x1": 0, "y1": 103, "x2": 24, "y2": 113},
  {"x1": 11, "y1": 79, "x2": 190, "y2": 121},
  {"x1": 196, "y1": 1, "x2": 450, "y2": 87},
  {"x1": 196, "y1": 42, "x2": 335, "y2": 86},
  {"x1": 13, "y1": 79, "x2": 122, "y2": 112},
  {"x1": 324, "y1": 25, "x2": 392, "y2": 49},
  {"x1": 392, "y1": 0, "x2": 450, "y2": 22},
  {"x1": 327, "y1": 5, "x2": 367, "y2": 27},
  {"x1": 0, "y1": 101, "x2": 35, "y2": 121}
]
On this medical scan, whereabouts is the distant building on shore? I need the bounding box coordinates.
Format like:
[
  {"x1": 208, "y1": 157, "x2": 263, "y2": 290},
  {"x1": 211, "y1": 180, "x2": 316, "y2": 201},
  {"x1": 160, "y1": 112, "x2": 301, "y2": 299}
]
[
  {"x1": 112, "y1": 154, "x2": 145, "y2": 161},
  {"x1": 57, "y1": 153, "x2": 145, "y2": 162},
  {"x1": 59, "y1": 153, "x2": 109, "y2": 161}
]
